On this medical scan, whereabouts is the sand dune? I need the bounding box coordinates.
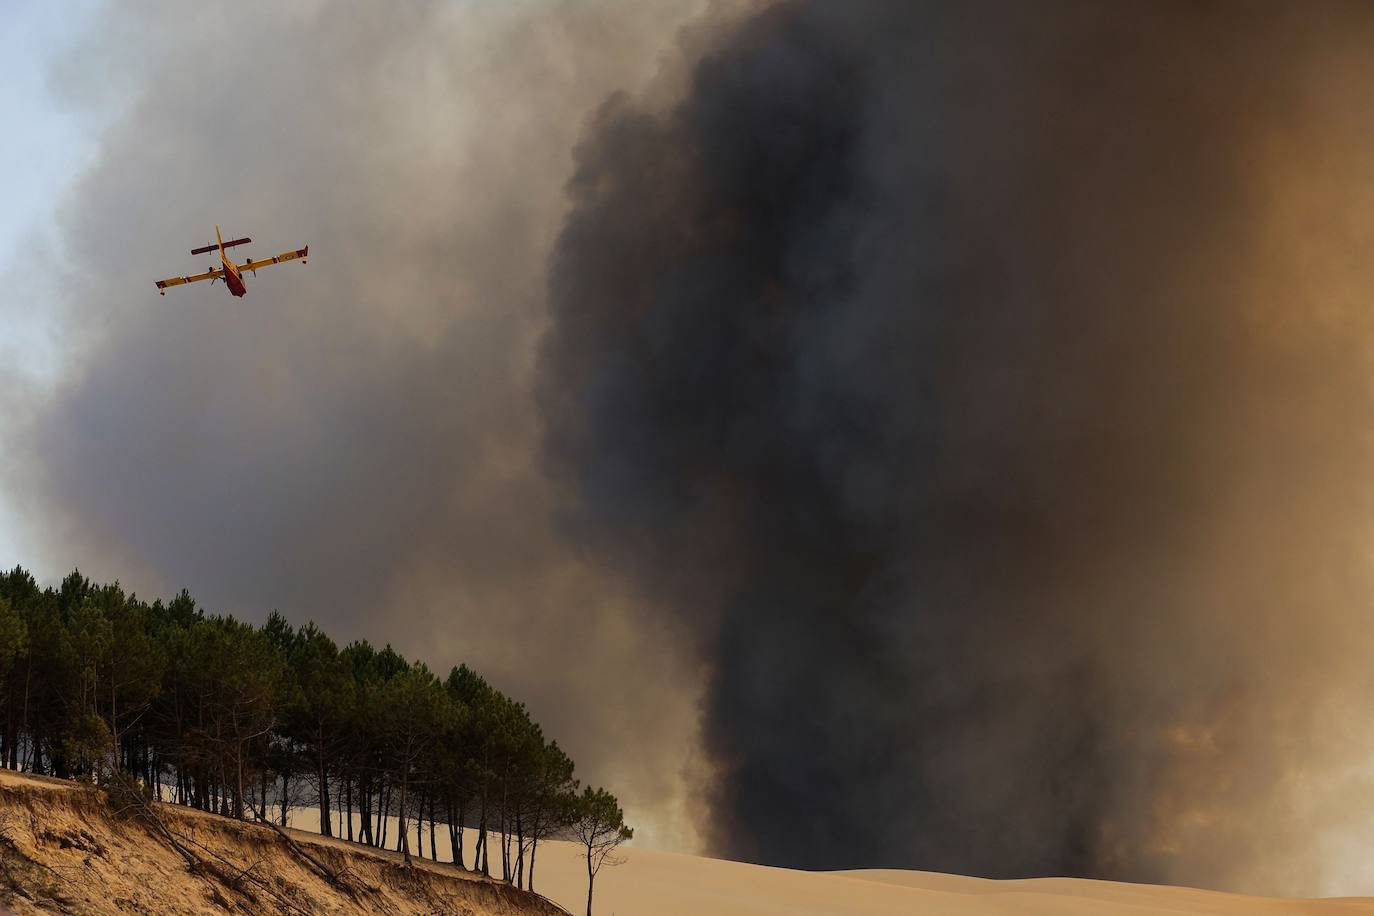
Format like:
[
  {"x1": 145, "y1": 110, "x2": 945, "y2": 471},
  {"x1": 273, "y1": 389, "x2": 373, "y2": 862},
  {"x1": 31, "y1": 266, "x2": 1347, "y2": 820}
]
[
  {"x1": 5, "y1": 769, "x2": 1369, "y2": 916},
  {"x1": 515, "y1": 841, "x2": 1374, "y2": 916},
  {"x1": 284, "y1": 804, "x2": 1374, "y2": 915}
]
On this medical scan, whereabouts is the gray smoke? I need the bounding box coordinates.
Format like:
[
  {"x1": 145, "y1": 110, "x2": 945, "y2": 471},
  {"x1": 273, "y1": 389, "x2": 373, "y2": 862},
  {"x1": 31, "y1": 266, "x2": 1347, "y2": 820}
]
[
  {"x1": 14, "y1": 0, "x2": 1374, "y2": 893},
  {"x1": 538, "y1": 0, "x2": 1374, "y2": 892},
  {"x1": 2, "y1": 0, "x2": 723, "y2": 853}
]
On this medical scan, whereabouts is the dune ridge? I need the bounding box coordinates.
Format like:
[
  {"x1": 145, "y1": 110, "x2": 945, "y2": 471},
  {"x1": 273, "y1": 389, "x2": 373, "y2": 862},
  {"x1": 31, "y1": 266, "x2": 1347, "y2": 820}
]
[
  {"x1": 0, "y1": 769, "x2": 568, "y2": 915},
  {"x1": 493, "y1": 839, "x2": 1374, "y2": 915}
]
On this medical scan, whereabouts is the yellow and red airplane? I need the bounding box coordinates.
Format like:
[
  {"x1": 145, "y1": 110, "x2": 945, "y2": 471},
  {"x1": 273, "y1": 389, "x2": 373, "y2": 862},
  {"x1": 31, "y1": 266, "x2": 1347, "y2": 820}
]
[{"x1": 155, "y1": 226, "x2": 308, "y2": 297}]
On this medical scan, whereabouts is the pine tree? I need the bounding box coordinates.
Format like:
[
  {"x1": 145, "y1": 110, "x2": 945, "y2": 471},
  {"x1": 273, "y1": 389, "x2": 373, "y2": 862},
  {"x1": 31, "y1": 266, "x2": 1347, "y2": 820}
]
[{"x1": 573, "y1": 786, "x2": 633, "y2": 916}]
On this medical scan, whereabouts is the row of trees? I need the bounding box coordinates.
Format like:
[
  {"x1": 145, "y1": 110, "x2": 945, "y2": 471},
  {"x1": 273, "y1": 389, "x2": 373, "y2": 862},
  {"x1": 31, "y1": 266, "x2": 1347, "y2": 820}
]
[{"x1": 0, "y1": 566, "x2": 630, "y2": 906}]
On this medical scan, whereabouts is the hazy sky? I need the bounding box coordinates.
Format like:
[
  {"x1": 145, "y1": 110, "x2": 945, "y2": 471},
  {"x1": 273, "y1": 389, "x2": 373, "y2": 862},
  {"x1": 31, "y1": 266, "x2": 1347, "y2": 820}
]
[
  {"x1": 0, "y1": 1, "x2": 100, "y2": 567},
  {"x1": 0, "y1": 3, "x2": 98, "y2": 267},
  {"x1": 10, "y1": 0, "x2": 1374, "y2": 898}
]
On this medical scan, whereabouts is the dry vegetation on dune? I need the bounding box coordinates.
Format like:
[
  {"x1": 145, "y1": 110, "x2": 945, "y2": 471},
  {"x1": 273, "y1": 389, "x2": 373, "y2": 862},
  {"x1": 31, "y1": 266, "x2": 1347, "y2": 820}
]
[{"x1": 0, "y1": 770, "x2": 569, "y2": 915}]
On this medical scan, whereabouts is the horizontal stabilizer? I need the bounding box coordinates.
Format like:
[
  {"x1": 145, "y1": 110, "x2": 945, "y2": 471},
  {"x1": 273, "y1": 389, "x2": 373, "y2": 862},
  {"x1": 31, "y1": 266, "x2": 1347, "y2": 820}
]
[{"x1": 191, "y1": 236, "x2": 251, "y2": 256}]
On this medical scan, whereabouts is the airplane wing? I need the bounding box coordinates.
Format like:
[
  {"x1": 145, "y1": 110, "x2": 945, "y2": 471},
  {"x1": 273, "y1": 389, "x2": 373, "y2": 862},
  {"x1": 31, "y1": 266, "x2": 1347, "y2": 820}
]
[
  {"x1": 155, "y1": 267, "x2": 223, "y2": 292},
  {"x1": 238, "y1": 245, "x2": 308, "y2": 275}
]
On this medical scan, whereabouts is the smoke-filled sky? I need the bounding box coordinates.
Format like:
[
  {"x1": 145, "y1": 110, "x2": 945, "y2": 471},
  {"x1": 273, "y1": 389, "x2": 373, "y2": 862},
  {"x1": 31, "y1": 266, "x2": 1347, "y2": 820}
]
[{"x1": 9, "y1": 0, "x2": 1374, "y2": 897}]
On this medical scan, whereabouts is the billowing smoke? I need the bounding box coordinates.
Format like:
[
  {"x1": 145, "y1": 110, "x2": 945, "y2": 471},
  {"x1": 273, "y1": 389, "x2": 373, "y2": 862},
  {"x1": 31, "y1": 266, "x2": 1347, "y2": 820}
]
[
  {"x1": 13, "y1": 0, "x2": 1374, "y2": 894},
  {"x1": 2, "y1": 0, "x2": 726, "y2": 853},
  {"x1": 538, "y1": 0, "x2": 1374, "y2": 892}
]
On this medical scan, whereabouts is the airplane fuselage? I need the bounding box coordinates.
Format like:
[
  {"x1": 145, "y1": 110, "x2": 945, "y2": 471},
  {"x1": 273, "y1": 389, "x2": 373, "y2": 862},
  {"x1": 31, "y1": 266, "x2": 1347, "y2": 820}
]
[{"x1": 221, "y1": 256, "x2": 247, "y2": 297}]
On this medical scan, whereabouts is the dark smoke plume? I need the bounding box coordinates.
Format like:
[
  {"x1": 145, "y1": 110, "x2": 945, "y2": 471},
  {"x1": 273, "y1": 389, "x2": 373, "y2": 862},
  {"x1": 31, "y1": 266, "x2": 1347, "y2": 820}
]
[
  {"x1": 14, "y1": 0, "x2": 1374, "y2": 893},
  {"x1": 540, "y1": 0, "x2": 1374, "y2": 891}
]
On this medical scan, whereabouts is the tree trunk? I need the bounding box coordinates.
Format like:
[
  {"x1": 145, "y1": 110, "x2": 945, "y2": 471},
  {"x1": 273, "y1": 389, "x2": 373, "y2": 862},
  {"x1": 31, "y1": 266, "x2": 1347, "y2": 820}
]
[
  {"x1": 20, "y1": 661, "x2": 32, "y2": 772},
  {"x1": 379, "y1": 777, "x2": 390, "y2": 849},
  {"x1": 500, "y1": 783, "x2": 510, "y2": 881},
  {"x1": 281, "y1": 764, "x2": 291, "y2": 826},
  {"x1": 361, "y1": 776, "x2": 374, "y2": 846},
  {"x1": 478, "y1": 790, "x2": 491, "y2": 877},
  {"x1": 318, "y1": 746, "x2": 332, "y2": 838},
  {"x1": 455, "y1": 796, "x2": 465, "y2": 869},
  {"x1": 429, "y1": 793, "x2": 437, "y2": 860},
  {"x1": 110, "y1": 672, "x2": 119, "y2": 773},
  {"x1": 448, "y1": 797, "x2": 461, "y2": 868},
  {"x1": 397, "y1": 759, "x2": 411, "y2": 865},
  {"x1": 4, "y1": 696, "x2": 13, "y2": 769},
  {"x1": 414, "y1": 788, "x2": 424, "y2": 859},
  {"x1": 236, "y1": 741, "x2": 246, "y2": 819}
]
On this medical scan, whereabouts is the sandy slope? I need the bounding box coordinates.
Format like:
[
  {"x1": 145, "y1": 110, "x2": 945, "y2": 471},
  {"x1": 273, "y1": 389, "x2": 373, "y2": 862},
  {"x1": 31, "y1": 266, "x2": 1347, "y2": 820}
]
[
  {"x1": 0, "y1": 769, "x2": 567, "y2": 915},
  {"x1": 518, "y1": 842, "x2": 1374, "y2": 916}
]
